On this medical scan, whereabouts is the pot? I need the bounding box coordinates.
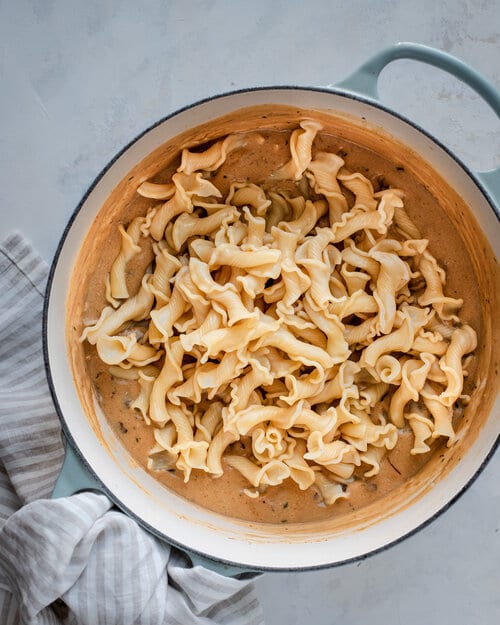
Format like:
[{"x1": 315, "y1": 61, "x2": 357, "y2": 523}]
[{"x1": 44, "y1": 43, "x2": 500, "y2": 573}]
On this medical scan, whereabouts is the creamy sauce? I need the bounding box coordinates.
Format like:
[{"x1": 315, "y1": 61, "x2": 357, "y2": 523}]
[{"x1": 82, "y1": 125, "x2": 482, "y2": 524}]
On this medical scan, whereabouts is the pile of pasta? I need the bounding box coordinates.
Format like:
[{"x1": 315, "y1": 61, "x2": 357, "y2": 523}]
[{"x1": 82, "y1": 120, "x2": 477, "y2": 506}]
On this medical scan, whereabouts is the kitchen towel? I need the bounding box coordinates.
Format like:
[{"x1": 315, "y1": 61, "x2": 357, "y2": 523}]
[{"x1": 0, "y1": 232, "x2": 264, "y2": 625}]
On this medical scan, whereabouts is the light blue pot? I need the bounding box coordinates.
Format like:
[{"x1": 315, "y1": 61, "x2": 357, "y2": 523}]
[{"x1": 46, "y1": 43, "x2": 500, "y2": 575}]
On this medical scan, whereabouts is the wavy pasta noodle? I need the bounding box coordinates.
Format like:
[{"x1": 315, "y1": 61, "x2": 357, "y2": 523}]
[{"x1": 82, "y1": 119, "x2": 477, "y2": 511}]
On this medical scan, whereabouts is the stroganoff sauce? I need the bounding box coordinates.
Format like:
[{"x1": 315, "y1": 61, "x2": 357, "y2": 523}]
[{"x1": 81, "y1": 112, "x2": 482, "y2": 524}]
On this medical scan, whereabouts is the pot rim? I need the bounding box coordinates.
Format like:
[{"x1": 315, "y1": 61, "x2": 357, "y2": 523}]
[{"x1": 43, "y1": 84, "x2": 500, "y2": 572}]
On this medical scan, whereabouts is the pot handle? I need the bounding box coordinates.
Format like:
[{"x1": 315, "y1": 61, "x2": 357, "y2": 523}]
[
  {"x1": 188, "y1": 553, "x2": 258, "y2": 578},
  {"x1": 336, "y1": 42, "x2": 500, "y2": 205},
  {"x1": 52, "y1": 439, "x2": 103, "y2": 498},
  {"x1": 52, "y1": 442, "x2": 255, "y2": 577}
]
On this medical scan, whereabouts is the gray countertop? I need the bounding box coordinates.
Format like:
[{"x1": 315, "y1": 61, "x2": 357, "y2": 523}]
[{"x1": 1, "y1": 1, "x2": 498, "y2": 623}]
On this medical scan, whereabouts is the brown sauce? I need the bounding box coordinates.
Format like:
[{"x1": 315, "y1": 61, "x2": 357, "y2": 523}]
[{"x1": 81, "y1": 123, "x2": 483, "y2": 524}]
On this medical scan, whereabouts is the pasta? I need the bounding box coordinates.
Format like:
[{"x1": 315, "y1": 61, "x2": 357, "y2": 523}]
[{"x1": 82, "y1": 120, "x2": 477, "y2": 507}]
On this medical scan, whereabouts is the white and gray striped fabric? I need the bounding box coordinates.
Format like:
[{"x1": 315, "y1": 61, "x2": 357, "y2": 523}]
[{"x1": 0, "y1": 233, "x2": 264, "y2": 625}]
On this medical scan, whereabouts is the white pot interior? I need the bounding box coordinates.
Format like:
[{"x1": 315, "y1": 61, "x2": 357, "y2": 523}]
[{"x1": 47, "y1": 88, "x2": 500, "y2": 570}]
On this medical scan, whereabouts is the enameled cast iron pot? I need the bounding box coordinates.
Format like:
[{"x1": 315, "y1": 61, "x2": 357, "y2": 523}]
[{"x1": 44, "y1": 43, "x2": 500, "y2": 574}]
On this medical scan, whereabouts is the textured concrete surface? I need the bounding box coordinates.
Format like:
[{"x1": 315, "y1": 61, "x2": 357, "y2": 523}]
[{"x1": 1, "y1": 1, "x2": 499, "y2": 623}]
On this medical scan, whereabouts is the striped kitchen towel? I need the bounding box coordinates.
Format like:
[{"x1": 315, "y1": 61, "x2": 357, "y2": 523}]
[{"x1": 0, "y1": 233, "x2": 264, "y2": 625}]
